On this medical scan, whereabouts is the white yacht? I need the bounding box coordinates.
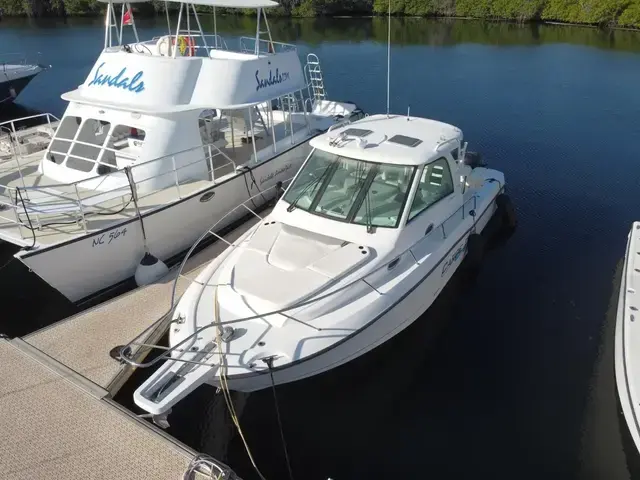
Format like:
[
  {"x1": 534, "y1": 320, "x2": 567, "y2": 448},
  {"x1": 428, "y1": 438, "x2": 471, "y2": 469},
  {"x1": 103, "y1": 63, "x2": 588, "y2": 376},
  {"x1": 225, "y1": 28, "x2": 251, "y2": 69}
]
[
  {"x1": 0, "y1": 0, "x2": 361, "y2": 302},
  {"x1": 128, "y1": 113, "x2": 512, "y2": 416},
  {"x1": 615, "y1": 222, "x2": 640, "y2": 454},
  {"x1": 1, "y1": 53, "x2": 48, "y2": 105}
]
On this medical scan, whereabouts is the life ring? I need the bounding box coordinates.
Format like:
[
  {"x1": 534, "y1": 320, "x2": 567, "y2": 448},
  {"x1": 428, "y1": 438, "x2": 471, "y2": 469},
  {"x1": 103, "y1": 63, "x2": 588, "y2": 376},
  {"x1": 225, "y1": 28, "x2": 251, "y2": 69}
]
[{"x1": 174, "y1": 35, "x2": 195, "y2": 57}]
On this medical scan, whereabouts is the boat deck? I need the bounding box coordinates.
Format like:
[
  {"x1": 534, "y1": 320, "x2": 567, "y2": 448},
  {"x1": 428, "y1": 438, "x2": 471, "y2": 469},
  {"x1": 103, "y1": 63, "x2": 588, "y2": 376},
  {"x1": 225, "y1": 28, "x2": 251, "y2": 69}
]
[{"x1": 0, "y1": 213, "x2": 264, "y2": 479}]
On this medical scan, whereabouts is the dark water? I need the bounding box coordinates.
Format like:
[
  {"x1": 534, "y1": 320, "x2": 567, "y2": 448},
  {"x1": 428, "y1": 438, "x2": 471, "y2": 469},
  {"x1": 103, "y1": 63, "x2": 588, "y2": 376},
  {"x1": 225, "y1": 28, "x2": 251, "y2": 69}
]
[{"x1": 2, "y1": 16, "x2": 640, "y2": 479}]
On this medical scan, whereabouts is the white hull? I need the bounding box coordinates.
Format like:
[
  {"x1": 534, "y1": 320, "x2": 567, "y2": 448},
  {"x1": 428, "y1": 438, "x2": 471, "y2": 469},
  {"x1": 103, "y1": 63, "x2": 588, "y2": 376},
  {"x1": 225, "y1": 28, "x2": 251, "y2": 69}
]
[
  {"x1": 215, "y1": 193, "x2": 497, "y2": 392},
  {"x1": 614, "y1": 222, "x2": 640, "y2": 453},
  {"x1": 16, "y1": 143, "x2": 311, "y2": 302}
]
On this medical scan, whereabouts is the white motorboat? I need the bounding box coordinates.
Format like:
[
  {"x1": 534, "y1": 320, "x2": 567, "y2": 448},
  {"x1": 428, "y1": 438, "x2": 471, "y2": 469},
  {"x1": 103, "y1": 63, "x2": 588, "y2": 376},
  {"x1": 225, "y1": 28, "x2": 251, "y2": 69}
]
[
  {"x1": 0, "y1": 0, "x2": 361, "y2": 302},
  {"x1": 0, "y1": 53, "x2": 48, "y2": 105},
  {"x1": 615, "y1": 222, "x2": 640, "y2": 454},
  {"x1": 127, "y1": 112, "x2": 513, "y2": 416}
]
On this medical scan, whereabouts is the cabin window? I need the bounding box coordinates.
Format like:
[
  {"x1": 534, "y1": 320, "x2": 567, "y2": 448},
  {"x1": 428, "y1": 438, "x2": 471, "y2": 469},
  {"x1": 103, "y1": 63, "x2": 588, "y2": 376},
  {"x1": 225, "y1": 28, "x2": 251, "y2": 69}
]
[
  {"x1": 100, "y1": 124, "x2": 146, "y2": 173},
  {"x1": 352, "y1": 163, "x2": 415, "y2": 228},
  {"x1": 451, "y1": 148, "x2": 459, "y2": 161},
  {"x1": 48, "y1": 115, "x2": 82, "y2": 163},
  {"x1": 198, "y1": 110, "x2": 224, "y2": 146},
  {"x1": 67, "y1": 119, "x2": 111, "y2": 173},
  {"x1": 283, "y1": 149, "x2": 416, "y2": 229},
  {"x1": 408, "y1": 157, "x2": 454, "y2": 221}
]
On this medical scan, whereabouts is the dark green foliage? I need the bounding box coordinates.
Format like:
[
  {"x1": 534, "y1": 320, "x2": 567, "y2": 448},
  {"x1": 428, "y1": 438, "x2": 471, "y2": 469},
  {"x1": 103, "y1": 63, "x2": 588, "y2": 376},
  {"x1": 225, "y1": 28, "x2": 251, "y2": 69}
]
[{"x1": 1, "y1": 0, "x2": 640, "y2": 28}]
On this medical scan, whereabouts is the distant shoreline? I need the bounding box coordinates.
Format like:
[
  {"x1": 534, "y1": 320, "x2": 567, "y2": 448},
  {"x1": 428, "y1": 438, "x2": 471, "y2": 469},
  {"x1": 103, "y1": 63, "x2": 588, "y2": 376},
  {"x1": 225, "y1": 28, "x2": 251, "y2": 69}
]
[{"x1": 1, "y1": 8, "x2": 639, "y2": 32}]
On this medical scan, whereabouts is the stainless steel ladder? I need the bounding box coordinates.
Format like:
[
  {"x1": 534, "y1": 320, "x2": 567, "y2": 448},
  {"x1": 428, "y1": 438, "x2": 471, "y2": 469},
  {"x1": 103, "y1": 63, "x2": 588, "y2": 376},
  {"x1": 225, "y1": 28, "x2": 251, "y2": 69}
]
[{"x1": 305, "y1": 53, "x2": 327, "y2": 103}]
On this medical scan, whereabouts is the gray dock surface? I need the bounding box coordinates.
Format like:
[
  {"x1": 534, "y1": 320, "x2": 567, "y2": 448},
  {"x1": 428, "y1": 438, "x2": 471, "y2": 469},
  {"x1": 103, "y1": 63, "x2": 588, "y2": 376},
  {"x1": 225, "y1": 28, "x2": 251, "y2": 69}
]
[
  {"x1": 1, "y1": 212, "x2": 264, "y2": 480},
  {"x1": 0, "y1": 338, "x2": 199, "y2": 480}
]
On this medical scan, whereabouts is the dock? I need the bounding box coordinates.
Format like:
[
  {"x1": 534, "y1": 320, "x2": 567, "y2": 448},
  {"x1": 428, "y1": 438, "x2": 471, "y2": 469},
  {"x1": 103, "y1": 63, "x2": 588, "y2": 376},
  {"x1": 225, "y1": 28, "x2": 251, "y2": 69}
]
[{"x1": 1, "y1": 212, "x2": 264, "y2": 480}]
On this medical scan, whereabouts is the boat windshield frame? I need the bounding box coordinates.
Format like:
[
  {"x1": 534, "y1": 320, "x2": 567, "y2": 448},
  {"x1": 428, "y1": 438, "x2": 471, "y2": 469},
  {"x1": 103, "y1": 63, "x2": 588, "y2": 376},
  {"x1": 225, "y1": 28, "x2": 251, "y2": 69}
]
[{"x1": 283, "y1": 149, "x2": 417, "y2": 229}]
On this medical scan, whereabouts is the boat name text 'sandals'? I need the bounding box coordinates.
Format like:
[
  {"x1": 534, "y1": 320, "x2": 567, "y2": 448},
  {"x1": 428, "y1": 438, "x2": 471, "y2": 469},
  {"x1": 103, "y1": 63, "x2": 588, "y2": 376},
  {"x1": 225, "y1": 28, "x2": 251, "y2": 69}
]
[
  {"x1": 441, "y1": 240, "x2": 467, "y2": 277},
  {"x1": 255, "y1": 68, "x2": 290, "y2": 92},
  {"x1": 92, "y1": 227, "x2": 128, "y2": 247},
  {"x1": 259, "y1": 163, "x2": 292, "y2": 185},
  {"x1": 88, "y1": 63, "x2": 145, "y2": 93}
]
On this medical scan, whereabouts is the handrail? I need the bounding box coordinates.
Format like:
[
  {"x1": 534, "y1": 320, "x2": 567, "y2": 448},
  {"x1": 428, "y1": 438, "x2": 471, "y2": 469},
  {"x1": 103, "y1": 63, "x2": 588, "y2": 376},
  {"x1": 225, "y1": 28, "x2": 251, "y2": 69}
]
[
  {"x1": 239, "y1": 36, "x2": 296, "y2": 55},
  {"x1": 117, "y1": 188, "x2": 486, "y2": 370},
  {"x1": 434, "y1": 137, "x2": 459, "y2": 152},
  {"x1": 0, "y1": 52, "x2": 46, "y2": 74},
  {"x1": 0, "y1": 112, "x2": 60, "y2": 132},
  {"x1": 4, "y1": 144, "x2": 238, "y2": 238}
]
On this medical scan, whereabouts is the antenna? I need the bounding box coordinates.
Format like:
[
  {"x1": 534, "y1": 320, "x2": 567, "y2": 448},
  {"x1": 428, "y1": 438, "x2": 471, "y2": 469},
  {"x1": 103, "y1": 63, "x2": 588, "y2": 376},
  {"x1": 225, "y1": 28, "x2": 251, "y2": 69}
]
[{"x1": 386, "y1": 0, "x2": 391, "y2": 118}]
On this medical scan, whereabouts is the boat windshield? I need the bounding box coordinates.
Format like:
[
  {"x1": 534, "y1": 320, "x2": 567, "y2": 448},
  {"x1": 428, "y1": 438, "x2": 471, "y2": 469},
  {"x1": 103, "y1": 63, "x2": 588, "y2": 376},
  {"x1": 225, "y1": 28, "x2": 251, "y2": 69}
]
[{"x1": 283, "y1": 149, "x2": 416, "y2": 228}]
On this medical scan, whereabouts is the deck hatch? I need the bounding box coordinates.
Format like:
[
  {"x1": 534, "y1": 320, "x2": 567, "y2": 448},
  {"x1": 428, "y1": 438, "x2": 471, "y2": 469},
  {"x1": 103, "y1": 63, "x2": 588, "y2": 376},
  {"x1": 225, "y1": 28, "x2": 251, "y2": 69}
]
[{"x1": 388, "y1": 134, "x2": 422, "y2": 147}]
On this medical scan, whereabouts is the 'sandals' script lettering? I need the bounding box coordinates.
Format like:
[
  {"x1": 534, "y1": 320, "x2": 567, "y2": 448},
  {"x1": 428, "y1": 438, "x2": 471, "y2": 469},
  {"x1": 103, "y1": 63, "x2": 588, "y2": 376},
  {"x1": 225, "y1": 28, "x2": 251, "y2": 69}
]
[
  {"x1": 88, "y1": 63, "x2": 145, "y2": 93},
  {"x1": 259, "y1": 163, "x2": 292, "y2": 185},
  {"x1": 255, "y1": 68, "x2": 290, "y2": 92}
]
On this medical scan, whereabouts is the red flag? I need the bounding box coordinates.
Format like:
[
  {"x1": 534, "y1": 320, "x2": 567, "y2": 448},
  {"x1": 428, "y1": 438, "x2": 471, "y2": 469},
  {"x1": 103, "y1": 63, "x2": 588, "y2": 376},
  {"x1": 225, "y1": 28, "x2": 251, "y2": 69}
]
[{"x1": 123, "y1": 9, "x2": 133, "y2": 26}]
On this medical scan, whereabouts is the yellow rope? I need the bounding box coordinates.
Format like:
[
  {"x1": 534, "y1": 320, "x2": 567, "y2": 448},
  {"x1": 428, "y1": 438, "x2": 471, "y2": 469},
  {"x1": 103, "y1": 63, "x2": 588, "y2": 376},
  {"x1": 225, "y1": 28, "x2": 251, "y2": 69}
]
[{"x1": 213, "y1": 286, "x2": 267, "y2": 480}]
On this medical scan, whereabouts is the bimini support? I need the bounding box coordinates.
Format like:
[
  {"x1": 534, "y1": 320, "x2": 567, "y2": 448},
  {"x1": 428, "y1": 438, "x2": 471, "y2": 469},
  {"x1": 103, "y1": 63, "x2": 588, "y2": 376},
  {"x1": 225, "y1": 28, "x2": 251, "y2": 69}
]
[{"x1": 103, "y1": 0, "x2": 142, "y2": 50}]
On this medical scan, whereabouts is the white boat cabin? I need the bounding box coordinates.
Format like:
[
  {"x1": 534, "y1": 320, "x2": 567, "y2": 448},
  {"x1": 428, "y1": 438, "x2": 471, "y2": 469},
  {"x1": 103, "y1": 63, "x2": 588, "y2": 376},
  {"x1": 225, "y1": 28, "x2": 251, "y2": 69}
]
[{"x1": 275, "y1": 114, "x2": 474, "y2": 257}]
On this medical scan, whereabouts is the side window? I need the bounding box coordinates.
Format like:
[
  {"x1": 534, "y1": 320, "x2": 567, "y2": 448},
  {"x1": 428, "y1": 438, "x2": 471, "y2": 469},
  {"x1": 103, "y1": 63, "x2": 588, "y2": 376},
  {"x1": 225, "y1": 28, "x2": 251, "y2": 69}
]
[
  {"x1": 101, "y1": 124, "x2": 146, "y2": 173},
  {"x1": 198, "y1": 109, "x2": 224, "y2": 146},
  {"x1": 108, "y1": 125, "x2": 146, "y2": 152},
  {"x1": 408, "y1": 157, "x2": 454, "y2": 221}
]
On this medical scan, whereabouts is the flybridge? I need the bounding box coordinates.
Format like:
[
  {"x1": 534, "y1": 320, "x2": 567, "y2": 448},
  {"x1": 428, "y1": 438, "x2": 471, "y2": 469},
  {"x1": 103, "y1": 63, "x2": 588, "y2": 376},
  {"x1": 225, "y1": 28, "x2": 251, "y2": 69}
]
[{"x1": 64, "y1": 0, "x2": 307, "y2": 112}]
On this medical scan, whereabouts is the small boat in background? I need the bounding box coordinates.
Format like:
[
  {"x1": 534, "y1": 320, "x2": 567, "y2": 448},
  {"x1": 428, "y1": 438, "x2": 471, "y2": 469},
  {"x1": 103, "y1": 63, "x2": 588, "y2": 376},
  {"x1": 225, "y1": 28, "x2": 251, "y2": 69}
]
[{"x1": 0, "y1": 53, "x2": 48, "y2": 105}]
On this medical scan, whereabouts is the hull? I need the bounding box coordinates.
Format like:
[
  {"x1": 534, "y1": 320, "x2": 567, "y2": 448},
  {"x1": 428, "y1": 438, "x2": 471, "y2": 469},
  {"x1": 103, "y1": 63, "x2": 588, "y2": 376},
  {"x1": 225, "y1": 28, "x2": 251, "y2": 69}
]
[
  {"x1": 0, "y1": 71, "x2": 39, "y2": 105},
  {"x1": 615, "y1": 224, "x2": 640, "y2": 453},
  {"x1": 219, "y1": 194, "x2": 499, "y2": 392},
  {"x1": 17, "y1": 142, "x2": 311, "y2": 302}
]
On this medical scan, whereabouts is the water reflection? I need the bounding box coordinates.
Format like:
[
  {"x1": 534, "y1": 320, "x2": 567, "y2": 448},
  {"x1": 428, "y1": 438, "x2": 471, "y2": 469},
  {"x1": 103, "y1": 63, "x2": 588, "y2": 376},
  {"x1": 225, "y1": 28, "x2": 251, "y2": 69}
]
[{"x1": 3, "y1": 16, "x2": 640, "y2": 53}]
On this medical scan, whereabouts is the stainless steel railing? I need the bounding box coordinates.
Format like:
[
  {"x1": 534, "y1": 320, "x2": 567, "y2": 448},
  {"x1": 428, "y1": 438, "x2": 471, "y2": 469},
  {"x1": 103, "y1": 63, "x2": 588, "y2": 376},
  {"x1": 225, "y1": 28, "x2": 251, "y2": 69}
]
[
  {"x1": 239, "y1": 36, "x2": 296, "y2": 55},
  {"x1": 0, "y1": 131, "x2": 236, "y2": 240}
]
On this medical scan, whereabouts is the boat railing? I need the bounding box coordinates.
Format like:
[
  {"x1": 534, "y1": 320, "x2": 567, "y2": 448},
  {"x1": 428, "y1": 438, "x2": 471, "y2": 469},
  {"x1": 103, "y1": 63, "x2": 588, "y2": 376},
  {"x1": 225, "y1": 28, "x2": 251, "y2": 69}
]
[
  {"x1": 1, "y1": 139, "x2": 237, "y2": 242},
  {"x1": 239, "y1": 36, "x2": 297, "y2": 55},
  {"x1": 116, "y1": 190, "x2": 483, "y2": 371},
  {"x1": 0, "y1": 52, "x2": 44, "y2": 72},
  {"x1": 0, "y1": 113, "x2": 59, "y2": 147},
  {"x1": 147, "y1": 33, "x2": 230, "y2": 57},
  {"x1": 140, "y1": 34, "x2": 294, "y2": 58}
]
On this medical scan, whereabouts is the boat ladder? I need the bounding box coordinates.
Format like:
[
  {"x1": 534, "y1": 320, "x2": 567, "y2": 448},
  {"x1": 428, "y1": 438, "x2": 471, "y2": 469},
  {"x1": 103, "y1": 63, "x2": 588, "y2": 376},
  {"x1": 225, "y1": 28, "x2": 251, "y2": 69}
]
[{"x1": 304, "y1": 53, "x2": 327, "y2": 104}]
